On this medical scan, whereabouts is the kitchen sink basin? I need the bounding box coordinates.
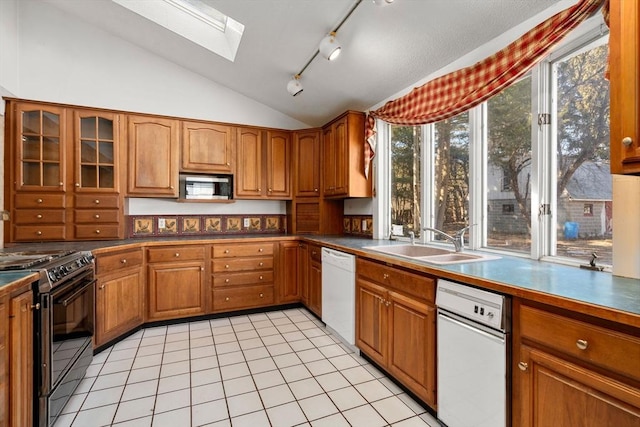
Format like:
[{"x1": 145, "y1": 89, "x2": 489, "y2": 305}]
[
  {"x1": 364, "y1": 244, "x2": 500, "y2": 264},
  {"x1": 364, "y1": 244, "x2": 451, "y2": 258}
]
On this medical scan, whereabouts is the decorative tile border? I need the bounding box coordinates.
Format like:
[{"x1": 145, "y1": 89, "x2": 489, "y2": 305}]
[
  {"x1": 343, "y1": 215, "x2": 373, "y2": 237},
  {"x1": 128, "y1": 214, "x2": 286, "y2": 238}
]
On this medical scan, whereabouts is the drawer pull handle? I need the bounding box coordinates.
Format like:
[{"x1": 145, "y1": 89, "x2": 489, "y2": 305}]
[
  {"x1": 518, "y1": 362, "x2": 528, "y2": 371},
  {"x1": 576, "y1": 339, "x2": 588, "y2": 350},
  {"x1": 224, "y1": 249, "x2": 230, "y2": 254},
  {"x1": 225, "y1": 279, "x2": 230, "y2": 283},
  {"x1": 175, "y1": 253, "x2": 180, "y2": 257},
  {"x1": 37, "y1": 198, "x2": 43, "y2": 203},
  {"x1": 121, "y1": 259, "x2": 127, "y2": 264},
  {"x1": 95, "y1": 214, "x2": 100, "y2": 219},
  {"x1": 36, "y1": 214, "x2": 43, "y2": 219},
  {"x1": 94, "y1": 199, "x2": 100, "y2": 204},
  {"x1": 36, "y1": 231, "x2": 42, "y2": 236},
  {"x1": 225, "y1": 297, "x2": 230, "y2": 301},
  {"x1": 259, "y1": 293, "x2": 264, "y2": 298},
  {"x1": 622, "y1": 136, "x2": 633, "y2": 147}
]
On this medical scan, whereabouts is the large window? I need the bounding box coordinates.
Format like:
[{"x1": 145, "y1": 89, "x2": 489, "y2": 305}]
[{"x1": 382, "y1": 25, "x2": 611, "y2": 266}]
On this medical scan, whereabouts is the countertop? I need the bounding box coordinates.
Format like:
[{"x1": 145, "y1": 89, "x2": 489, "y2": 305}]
[{"x1": 2, "y1": 234, "x2": 639, "y2": 327}]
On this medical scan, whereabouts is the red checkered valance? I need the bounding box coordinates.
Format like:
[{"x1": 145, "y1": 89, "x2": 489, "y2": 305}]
[{"x1": 364, "y1": 0, "x2": 607, "y2": 177}]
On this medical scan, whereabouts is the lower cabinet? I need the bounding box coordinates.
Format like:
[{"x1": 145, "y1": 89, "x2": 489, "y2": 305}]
[
  {"x1": 307, "y1": 245, "x2": 322, "y2": 317},
  {"x1": 277, "y1": 241, "x2": 299, "y2": 303},
  {"x1": 147, "y1": 246, "x2": 207, "y2": 321},
  {"x1": 356, "y1": 258, "x2": 436, "y2": 407},
  {"x1": 513, "y1": 300, "x2": 640, "y2": 426},
  {"x1": 9, "y1": 288, "x2": 34, "y2": 427},
  {"x1": 95, "y1": 248, "x2": 145, "y2": 347}
]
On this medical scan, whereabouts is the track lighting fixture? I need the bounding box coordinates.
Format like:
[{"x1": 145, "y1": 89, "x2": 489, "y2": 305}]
[
  {"x1": 373, "y1": 0, "x2": 394, "y2": 5},
  {"x1": 287, "y1": 75, "x2": 303, "y2": 96},
  {"x1": 319, "y1": 32, "x2": 342, "y2": 61}
]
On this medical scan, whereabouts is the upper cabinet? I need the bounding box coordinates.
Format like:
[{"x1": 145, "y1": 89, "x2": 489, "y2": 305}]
[
  {"x1": 322, "y1": 111, "x2": 372, "y2": 198},
  {"x1": 181, "y1": 121, "x2": 234, "y2": 174},
  {"x1": 127, "y1": 115, "x2": 179, "y2": 197},
  {"x1": 235, "y1": 127, "x2": 291, "y2": 200},
  {"x1": 293, "y1": 129, "x2": 321, "y2": 197},
  {"x1": 610, "y1": 0, "x2": 640, "y2": 174}
]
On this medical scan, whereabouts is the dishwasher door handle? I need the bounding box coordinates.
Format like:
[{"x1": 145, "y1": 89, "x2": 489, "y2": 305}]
[{"x1": 438, "y1": 310, "x2": 506, "y2": 343}]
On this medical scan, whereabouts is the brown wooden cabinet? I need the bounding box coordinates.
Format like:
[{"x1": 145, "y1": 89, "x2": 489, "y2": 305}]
[
  {"x1": 9, "y1": 289, "x2": 34, "y2": 427},
  {"x1": 147, "y1": 246, "x2": 207, "y2": 320},
  {"x1": 212, "y1": 242, "x2": 275, "y2": 312},
  {"x1": 298, "y1": 242, "x2": 310, "y2": 305},
  {"x1": 293, "y1": 129, "x2": 321, "y2": 197},
  {"x1": 610, "y1": 0, "x2": 640, "y2": 174},
  {"x1": 307, "y1": 245, "x2": 322, "y2": 317},
  {"x1": 181, "y1": 121, "x2": 234, "y2": 173},
  {"x1": 322, "y1": 111, "x2": 371, "y2": 198},
  {"x1": 277, "y1": 241, "x2": 299, "y2": 303},
  {"x1": 94, "y1": 248, "x2": 145, "y2": 347},
  {"x1": 356, "y1": 258, "x2": 436, "y2": 407},
  {"x1": 513, "y1": 300, "x2": 640, "y2": 426},
  {"x1": 0, "y1": 294, "x2": 6, "y2": 426},
  {"x1": 266, "y1": 130, "x2": 291, "y2": 198},
  {"x1": 127, "y1": 115, "x2": 179, "y2": 197}
]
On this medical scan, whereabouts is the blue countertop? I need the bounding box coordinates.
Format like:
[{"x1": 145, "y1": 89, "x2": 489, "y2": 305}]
[{"x1": 0, "y1": 270, "x2": 39, "y2": 289}]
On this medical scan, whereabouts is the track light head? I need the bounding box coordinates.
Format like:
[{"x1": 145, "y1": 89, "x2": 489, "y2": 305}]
[
  {"x1": 287, "y1": 75, "x2": 303, "y2": 96},
  {"x1": 373, "y1": 0, "x2": 394, "y2": 5},
  {"x1": 319, "y1": 32, "x2": 341, "y2": 61}
]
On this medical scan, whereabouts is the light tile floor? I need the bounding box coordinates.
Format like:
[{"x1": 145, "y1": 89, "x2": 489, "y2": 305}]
[{"x1": 54, "y1": 308, "x2": 440, "y2": 427}]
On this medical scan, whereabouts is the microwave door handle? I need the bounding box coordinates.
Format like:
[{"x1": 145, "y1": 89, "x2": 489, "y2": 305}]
[{"x1": 58, "y1": 279, "x2": 96, "y2": 307}]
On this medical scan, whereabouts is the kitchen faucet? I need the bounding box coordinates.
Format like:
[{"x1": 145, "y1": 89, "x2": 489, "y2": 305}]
[{"x1": 422, "y1": 225, "x2": 473, "y2": 252}]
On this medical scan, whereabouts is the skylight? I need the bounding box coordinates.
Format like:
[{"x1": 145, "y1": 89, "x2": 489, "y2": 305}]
[{"x1": 112, "y1": 0, "x2": 245, "y2": 62}]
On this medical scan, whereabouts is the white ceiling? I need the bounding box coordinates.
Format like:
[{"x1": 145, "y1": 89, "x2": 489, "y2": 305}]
[{"x1": 44, "y1": 0, "x2": 561, "y2": 127}]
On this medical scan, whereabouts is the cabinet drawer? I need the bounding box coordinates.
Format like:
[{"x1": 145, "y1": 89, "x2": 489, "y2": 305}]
[
  {"x1": 14, "y1": 225, "x2": 66, "y2": 241},
  {"x1": 357, "y1": 258, "x2": 435, "y2": 302},
  {"x1": 147, "y1": 246, "x2": 205, "y2": 263},
  {"x1": 75, "y1": 210, "x2": 121, "y2": 224},
  {"x1": 15, "y1": 193, "x2": 65, "y2": 208},
  {"x1": 75, "y1": 194, "x2": 120, "y2": 209},
  {"x1": 213, "y1": 285, "x2": 274, "y2": 311},
  {"x1": 213, "y1": 271, "x2": 274, "y2": 287},
  {"x1": 96, "y1": 249, "x2": 143, "y2": 275},
  {"x1": 212, "y1": 257, "x2": 273, "y2": 273},
  {"x1": 14, "y1": 209, "x2": 65, "y2": 224},
  {"x1": 520, "y1": 305, "x2": 640, "y2": 382},
  {"x1": 213, "y1": 243, "x2": 274, "y2": 258},
  {"x1": 74, "y1": 225, "x2": 121, "y2": 239}
]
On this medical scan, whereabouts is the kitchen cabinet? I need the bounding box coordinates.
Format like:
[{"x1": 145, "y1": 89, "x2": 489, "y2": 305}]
[
  {"x1": 293, "y1": 129, "x2": 321, "y2": 197},
  {"x1": 307, "y1": 244, "x2": 322, "y2": 317},
  {"x1": 287, "y1": 198, "x2": 344, "y2": 235},
  {"x1": 277, "y1": 241, "x2": 299, "y2": 303},
  {"x1": 513, "y1": 300, "x2": 640, "y2": 426},
  {"x1": 9, "y1": 289, "x2": 34, "y2": 427},
  {"x1": 94, "y1": 248, "x2": 144, "y2": 348},
  {"x1": 212, "y1": 242, "x2": 275, "y2": 312},
  {"x1": 127, "y1": 115, "x2": 179, "y2": 197},
  {"x1": 181, "y1": 121, "x2": 234, "y2": 173},
  {"x1": 72, "y1": 110, "x2": 124, "y2": 239},
  {"x1": 147, "y1": 246, "x2": 207, "y2": 320},
  {"x1": 356, "y1": 258, "x2": 436, "y2": 407},
  {"x1": 610, "y1": 0, "x2": 640, "y2": 174},
  {"x1": 235, "y1": 127, "x2": 291, "y2": 199},
  {"x1": 322, "y1": 111, "x2": 371, "y2": 198},
  {"x1": 0, "y1": 295, "x2": 6, "y2": 426},
  {"x1": 298, "y1": 242, "x2": 309, "y2": 305}
]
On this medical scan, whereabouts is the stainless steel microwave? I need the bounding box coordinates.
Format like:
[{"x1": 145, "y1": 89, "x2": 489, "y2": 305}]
[{"x1": 179, "y1": 174, "x2": 233, "y2": 200}]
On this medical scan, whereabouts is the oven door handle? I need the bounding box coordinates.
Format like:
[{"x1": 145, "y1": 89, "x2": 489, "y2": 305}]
[{"x1": 58, "y1": 279, "x2": 96, "y2": 307}]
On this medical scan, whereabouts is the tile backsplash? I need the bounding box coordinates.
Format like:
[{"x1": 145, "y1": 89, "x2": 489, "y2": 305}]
[
  {"x1": 128, "y1": 214, "x2": 286, "y2": 238},
  {"x1": 343, "y1": 215, "x2": 373, "y2": 237}
]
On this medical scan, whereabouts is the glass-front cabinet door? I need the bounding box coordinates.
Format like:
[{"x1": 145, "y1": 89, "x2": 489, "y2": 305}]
[
  {"x1": 16, "y1": 104, "x2": 66, "y2": 190},
  {"x1": 74, "y1": 110, "x2": 119, "y2": 192}
]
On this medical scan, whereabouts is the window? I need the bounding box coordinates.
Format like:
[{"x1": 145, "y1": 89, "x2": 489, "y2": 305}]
[{"x1": 379, "y1": 20, "x2": 611, "y2": 266}]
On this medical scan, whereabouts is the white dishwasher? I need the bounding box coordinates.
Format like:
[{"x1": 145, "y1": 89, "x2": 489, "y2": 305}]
[
  {"x1": 436, "y1": 279, "x2": 510, "y2": 427},
  {"x1": 321, "y1": 247, "x2": 356, "y2": 345}
]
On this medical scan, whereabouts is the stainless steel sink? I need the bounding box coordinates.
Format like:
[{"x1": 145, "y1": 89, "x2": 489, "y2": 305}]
[
  {"x1": 364, "y1": 244, "x2": 451, "y2": 258},
  {"x1": 364, "y1": 244, "x2": 500, "y2": 264}
]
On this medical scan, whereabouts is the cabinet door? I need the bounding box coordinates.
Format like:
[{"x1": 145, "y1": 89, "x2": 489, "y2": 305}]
[
  {"x1": 278, "y1": 242, "x2": 299, "y2": 303},
  {"x1": 308, "y1": 260, "x2": 322, "y2": 317},
  {"x1": 0, "y1": 295, "x2": 7, "y2": 426},
  {"x1": 95, "y1": 269, "x2": 144, "y2": 347},
  {"x1": 74, "y1": 110, "x2": 120, "y2": 192},
  {"x1": 387, "y1": 291, "x2": 436, "y2": 406},
  {"x1": 610, "y1": 0, "x2": 640, "y2": 174},
  {"x1": 322, "y1": 126, "x2": 336, "y2": 196},
  {"x1": 517, "y1": 345, "x2": 640, "y2": 427},
  {"x1": 14, "y1": 103, "x2": 66, "y2": 191},
  {"x1": 10, "y1": 291, "x2": 34, "y2": 427},
  {"x1": 148, "y1": 262, "x2": 206, "y2": 320},
  {"x1": 333, "y1": 117, "x2": 349, "y2": 196},
  {"x1": 127, "y1": 115, "x2": 179, "y2": 197},
  {"x1": 294, "y1": 130, "x2": 321, "y2": 197},
  {"x1": 298, "y1": 243, "x2": 309, "y2": 305},
  {"x1": 355, "y1": 279, "x2": 387, "y2": 367},
  {"x1": 182, "y1": 121, "x2": 234, "y2": 173},
  {"x1": 266, "y1": 130, "x2": 291, "y2": 199},
  {"x1": 235, "y1": 127, "x2": 264, "y2": 198}
]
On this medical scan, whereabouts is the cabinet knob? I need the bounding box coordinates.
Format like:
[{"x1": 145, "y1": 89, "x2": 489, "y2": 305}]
[
  {"x1": 121, "y1": 259, "x2": 127, "y2": 264},
  {"x1": 170, "y1": 186, "x2": 174, "y2": 189},
  {"x1": 259, "y1": 248, "x2": 263, "y2": 253},
  {"x1": 225, "y1": 297, "x2": 230, "y2": 301},
  {"x1": 518, "y1": 362, "x2": 528, "y2": 371},
  {"x1": 258, "y1": 188, "x2": 261, "y2": 192},
  {"x1": 75, "y1": 183, "x2": 80, "y2": 187},
  {"x1": 224, "y1": 249, "x2": 230, "y2": 254},
  {"x1": 385, "y1": 300, "x2": 390, "y2": 307},
  {"x1": 225, "y1": 279, "x2": 230, "y2": 283},
  {"x1": 225, "y1": 264, "x2": 229, "y2": 269},
  {"x1": 259, "y1": 262, "x2": 264, "y2": 267},
  {"x1": 259, "y1": 276, "x2": 263, "y2": 280},
  {"x1": 268, "y1": 188, "x2": 272, "y2": 192},
  {"x1": 175, "y1": 253, "x2": 180, "y2": 257},
  {"x1": 30, "y1": 303, "x2": 41, "y2": 310},
  {"x1": 383, "y1": 273, "x2": 389, "y2": 280},
  {"x1": 622, "y1": 136, "x2": 633, "y2": 147},
  {"x1": 36, "y1": 231, "x2": 42, "y2": 236},
  {"x1": 94, "y1": 199, "x2": 100, "y2": 204},
  {"x1": 59, "y1": 182, "x2": 63, "y2": 186},
  {"x1": 95, "y1": 229, "x2": 100, "y2": 234},
  {"x1": 95, "y1": 214, "x2": 100, "y2": 219},
  {"x1": 99, "y1": 284, "x2": 105, "y2": 290},
  {"x1": 37, "y1": 198, "x2": 43, "y2": 203},
  {"x1": 314, "y1": 188, "x2": 318, "y2": 192},
  {"x1": 576, "y1": 339, "x2": 588, "y2": 350},
  {"x1": 259, "y1": 293, "x2": 264, "y2": 298},
  {"x1": 36, "y1": 214, "x2": 43, "y2": 219},
  {"x1": 226, "y1": 162, "x2": 230, "y2": 166},
  {"x1": 201, "y1": 267, "x2": 204, "y2": 271}
]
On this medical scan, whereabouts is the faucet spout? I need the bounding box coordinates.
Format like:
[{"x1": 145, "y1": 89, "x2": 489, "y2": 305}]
[{"x1": 422, "y1": 225, "x2": 473, "y2": 252}]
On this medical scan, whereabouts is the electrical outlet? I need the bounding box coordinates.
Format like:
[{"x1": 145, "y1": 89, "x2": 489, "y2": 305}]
[
  {"x1": 0, "y1": 211, "x2": 9, "y2": 221},
  {"x1": 361, "y1": 219, "x2": 367, "y2": 231},
  {"x1": 243, "y1": 218, "x2": 250, "y2": 227},
  {"x1": 391, "y1": 224, "x2": 403, "y2": 235},
  {"x1": 158, "y1": 218, "x2": 166, "y2": 229}
]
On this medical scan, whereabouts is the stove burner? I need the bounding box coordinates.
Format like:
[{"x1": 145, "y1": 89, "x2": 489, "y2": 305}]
[{"x1": 0, "y1": 250, "x2": 75, "y2": 271}]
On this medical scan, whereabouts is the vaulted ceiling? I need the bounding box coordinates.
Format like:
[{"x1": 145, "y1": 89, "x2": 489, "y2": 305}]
[{"x1": 45, "y1": 0, "x2": 561, "y2": 127}]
